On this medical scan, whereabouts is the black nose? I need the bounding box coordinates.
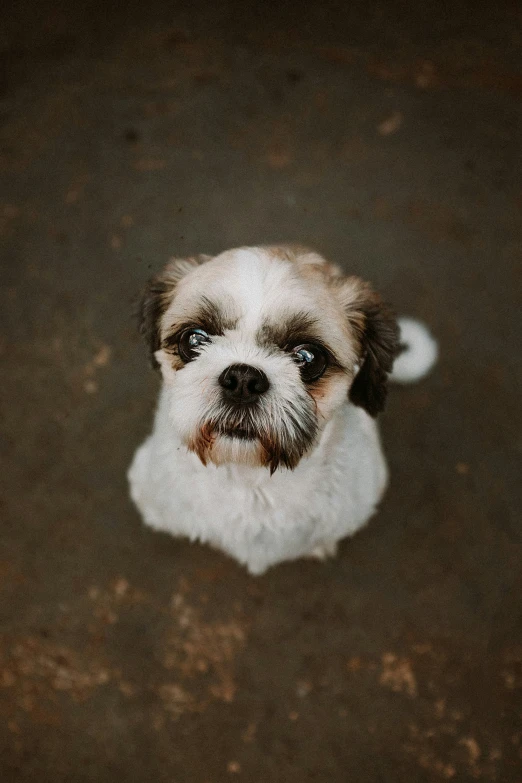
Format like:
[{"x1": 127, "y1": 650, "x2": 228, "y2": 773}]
[{"x1": 218, "y1": 364, "x2": 270, "y2": 404}]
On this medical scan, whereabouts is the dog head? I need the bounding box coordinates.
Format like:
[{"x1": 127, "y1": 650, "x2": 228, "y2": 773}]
[{"x1": 139, "y1": 246, "x2": 399, "y2": 471}]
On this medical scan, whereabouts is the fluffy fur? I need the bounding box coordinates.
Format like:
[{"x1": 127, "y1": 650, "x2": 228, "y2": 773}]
[{"x1": 128, "y1": 246, "x2": 437, "y2": 574}]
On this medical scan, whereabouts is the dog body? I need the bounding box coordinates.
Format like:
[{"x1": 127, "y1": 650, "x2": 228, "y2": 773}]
[
  {"x1": 129, "y1": 246, "x2": 437, "y2": 574},
  {"x1": 129, "y1": 387, "x2": 387, "y2": 574}
]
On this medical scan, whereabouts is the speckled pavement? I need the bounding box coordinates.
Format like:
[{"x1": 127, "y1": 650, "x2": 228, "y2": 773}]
[{"x1": 1, "y1": 1, "x2": 521, "y2": 780}]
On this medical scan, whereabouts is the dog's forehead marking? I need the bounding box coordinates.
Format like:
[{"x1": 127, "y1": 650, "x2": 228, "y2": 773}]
[
  {"x1": 231, "y1": 249, "x2": 267, "y2": 331},
  {"x1": 228, "y1": 249, "x2": 317, "y2": 334},
  {"x1": 210, "y1": 249, "x2": 355, "y2": 365}
]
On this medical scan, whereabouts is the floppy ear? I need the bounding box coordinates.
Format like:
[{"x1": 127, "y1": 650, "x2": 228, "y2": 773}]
[
  {"x1": 139, "y1": 254, "x2": 211, "y2": 369},
  {"x1": 337, "y1": 278, "x2": 400, "y2": 416}
]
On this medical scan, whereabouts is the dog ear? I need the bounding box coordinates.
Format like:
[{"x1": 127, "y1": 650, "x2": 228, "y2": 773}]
[
  {"x1": 336, "y1": 278, "x2": 399, "y2": 416},
  {"x1": 139, "y1": 255, "x2": 211, "y2": 369}
]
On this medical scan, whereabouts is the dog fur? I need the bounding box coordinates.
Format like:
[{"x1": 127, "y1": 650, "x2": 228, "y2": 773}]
[{"x1": 128, "y1": 245, "x2": 437, "y2": 574}]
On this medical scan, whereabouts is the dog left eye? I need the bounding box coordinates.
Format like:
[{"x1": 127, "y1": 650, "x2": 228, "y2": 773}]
[
  {"x1": 291, "y1": 343, "x2": 328, "y2": 381},
  {"x1": 179, "y1": 328, "x2": 211, "y2": 362}
]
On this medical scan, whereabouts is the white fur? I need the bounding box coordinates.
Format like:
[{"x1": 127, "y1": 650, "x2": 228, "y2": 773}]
[
  {"x1": 128, "y1": 247, "x2": 436, "y2": 574},
  {"x1": 392, "y1": 318, "x2": 438, "y2": 384},
  {"x1": 128, "y1": 389, "x2": 388, "y2": 575}
]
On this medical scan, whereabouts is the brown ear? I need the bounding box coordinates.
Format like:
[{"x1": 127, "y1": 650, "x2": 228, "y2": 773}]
[
  {"x1": 139, "y1": 254, "x2": 211, "y2": 368},
  {"x1": 339, "y1": 279, "x2": 399, "y2": 416}
]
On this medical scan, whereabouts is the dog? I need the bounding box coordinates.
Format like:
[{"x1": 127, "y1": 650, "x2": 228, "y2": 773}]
[{"x1": 128, "y1": 245, "x2": 437, "y2": 574}]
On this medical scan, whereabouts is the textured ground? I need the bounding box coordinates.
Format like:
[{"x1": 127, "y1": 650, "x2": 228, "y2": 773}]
[{"x1": 1, "y1": 1, "x2": 521, "y2": 780}]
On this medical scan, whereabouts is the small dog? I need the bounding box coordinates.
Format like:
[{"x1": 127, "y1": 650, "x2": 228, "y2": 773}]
[{"x1": 128, "y1": 246, "x2": 437, "y2": 574}]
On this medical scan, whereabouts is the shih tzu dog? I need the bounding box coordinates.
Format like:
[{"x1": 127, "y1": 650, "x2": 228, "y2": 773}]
[{"x1": 128, "y1": 245, "x2": 437, "y2": 574}]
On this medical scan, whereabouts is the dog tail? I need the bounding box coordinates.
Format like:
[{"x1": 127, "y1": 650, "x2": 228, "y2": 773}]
[{"x1": 391, "y1": 318, "x2": 438, "y2": 384}]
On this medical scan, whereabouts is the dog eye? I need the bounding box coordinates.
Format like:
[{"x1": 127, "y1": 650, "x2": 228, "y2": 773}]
[
  {"x1": 178, "y1": 328, "x2": 211, "y2": 362},
  {"x1": 291, "y1": 343, "x2": 328, "y2": 381}
]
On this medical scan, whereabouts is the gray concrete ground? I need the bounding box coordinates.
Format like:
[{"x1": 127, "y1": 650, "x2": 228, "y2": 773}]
[{"x1": 1, "y1": 1, "x2": 521, "y2": 780}]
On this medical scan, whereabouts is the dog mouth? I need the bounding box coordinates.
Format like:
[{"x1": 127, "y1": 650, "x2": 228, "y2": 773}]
[
  {"x1": 190, "y1": 398, "x2": 318, "y2": 472},
  {"x1": 218, "y1": 425, "x2": 257, "y2": 441}
]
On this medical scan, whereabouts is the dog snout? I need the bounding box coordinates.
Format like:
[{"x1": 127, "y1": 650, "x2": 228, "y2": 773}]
[{"x1": 218, "y1": 364, "x2": 270, "y2": 404}]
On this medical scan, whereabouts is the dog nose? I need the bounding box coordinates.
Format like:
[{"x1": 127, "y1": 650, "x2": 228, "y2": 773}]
[{"x1": 218, "y1": 364, "x2": 270, "y2": 404}]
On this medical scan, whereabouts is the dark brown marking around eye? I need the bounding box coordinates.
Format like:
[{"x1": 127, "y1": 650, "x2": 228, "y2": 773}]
[
  {"x1": 196, "y1": 296, "x2": 238, "y2": 335},
  {"x1": 257, "y1": 312, "x2": 320, "y2": 351},
  {"x1": 162, "y1": 296, "x2": 238, "y2": 351},
  {"x1": 257, "y1": 312, "x2": 344, "y2": 372}
]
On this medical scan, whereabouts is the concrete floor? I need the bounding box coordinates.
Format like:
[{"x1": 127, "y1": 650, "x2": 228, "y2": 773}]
[{"x1": 1, "y1": 0, "x2": 521, "y2": 780}]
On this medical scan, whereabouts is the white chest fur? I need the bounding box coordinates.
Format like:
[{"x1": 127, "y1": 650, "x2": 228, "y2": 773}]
[{"x1": 128, "y1": 386, "x2": 388, "y2": 574}]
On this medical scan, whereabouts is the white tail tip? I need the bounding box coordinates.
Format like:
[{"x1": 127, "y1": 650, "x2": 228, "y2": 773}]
[{"x1": 391, "y1": 318, "x2": 438, "y2": 384}]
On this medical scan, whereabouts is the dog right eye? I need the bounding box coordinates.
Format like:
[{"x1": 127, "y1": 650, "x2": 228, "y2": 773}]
[
  {"x1": 290, "y1": 343, "x2": 328, "y2": 381},
  {"x1": 178, "y1": 328, "x2": 211, "y2": 362}
]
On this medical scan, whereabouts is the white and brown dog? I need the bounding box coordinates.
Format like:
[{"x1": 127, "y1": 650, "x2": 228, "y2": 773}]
[{"x1": 128, "y1": 246, "x2": 437, "y2": 574}]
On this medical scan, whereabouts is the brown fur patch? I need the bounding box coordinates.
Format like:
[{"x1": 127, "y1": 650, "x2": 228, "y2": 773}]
[
  {"x1": 327, "y1": 274, "x2": 399, "y2": 415},
  {"x1": 262, "y1": 244, "x2": 343, "y2": 279},
  {"x1": 139, "y1": 254, "x2": 211, "y2": 368},
  {"x1": 257, "y1": 419, "x2": 317, "y2": 474},
  {"x1": 187, "y1": 421, "x2": 216, "y2": 465},
  {"x1": 306, "y1": 366, "x2": 343, "y2": 408},
  {"x1": 347, "y1": 287, "x2": 399, "y2": 416},
  {"x1": 258, "y1": 433, "x2": 299, "y2": 475},
  {"x1": 298, "y1": 261, "x2": 342, "y2": 280},
  {"x1": 257, "y1": 311, "x2": 320, "y2": 351},
  {"x1": 162, "y1": 296, "x2": 239, "y2": 355}
]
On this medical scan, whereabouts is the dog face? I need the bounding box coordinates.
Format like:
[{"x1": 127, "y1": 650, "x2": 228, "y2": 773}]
[{"x1": 140, "y1": 246, "x2": 398, "y2": 471}]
